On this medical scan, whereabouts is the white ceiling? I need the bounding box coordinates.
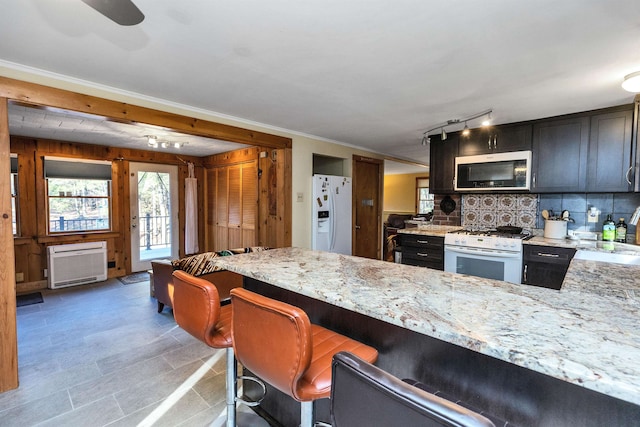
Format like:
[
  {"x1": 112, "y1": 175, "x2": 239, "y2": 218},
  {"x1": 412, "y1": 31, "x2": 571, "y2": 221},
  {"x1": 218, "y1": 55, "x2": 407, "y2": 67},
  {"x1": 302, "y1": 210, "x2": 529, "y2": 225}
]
[{"x1": 1, "y1": 0, "x2": 640, "y2": 168}]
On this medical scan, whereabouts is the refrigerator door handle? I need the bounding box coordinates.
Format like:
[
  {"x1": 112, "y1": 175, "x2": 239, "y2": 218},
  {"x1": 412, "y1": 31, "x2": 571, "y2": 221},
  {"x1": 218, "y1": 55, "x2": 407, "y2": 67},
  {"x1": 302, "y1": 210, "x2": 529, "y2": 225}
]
[{"x1": 330, "y1": 187, "x2": 337, "y2": 250}]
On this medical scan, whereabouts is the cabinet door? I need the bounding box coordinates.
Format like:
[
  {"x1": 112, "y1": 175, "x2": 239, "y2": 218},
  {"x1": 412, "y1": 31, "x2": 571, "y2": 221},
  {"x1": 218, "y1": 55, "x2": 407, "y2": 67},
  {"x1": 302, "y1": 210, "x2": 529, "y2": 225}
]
[
  {"x1": 429, "y1": 133, "x2": 458, "y2": 193},
  {"x1": 531, "y1": 117, "x2": 589, "y2": 192},
  {"x1": 493, "y1": 124, "x2": 532, "y2": 152},
  {"x1": 587, "y1": 109, "x2": 633, "y2": 192},
  {"x1": 458, "y1": 127, "x2": 493, "y2": 156},
  {"x1": 459, "y1": 124, "x2": 531, "y2": 156}
]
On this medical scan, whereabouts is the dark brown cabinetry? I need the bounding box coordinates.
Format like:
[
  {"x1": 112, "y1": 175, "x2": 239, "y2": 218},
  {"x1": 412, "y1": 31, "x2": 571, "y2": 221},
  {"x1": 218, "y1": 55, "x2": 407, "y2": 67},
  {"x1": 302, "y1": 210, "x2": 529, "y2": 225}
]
[
  {"x1": 522, "y1": 245, "x2": 576, "y2": 290},
  {"x1": 531, "y1": 117, "x2": 590, "y2": 193},
  {"x1": 400, "y1": 234, "x2": 444, "y2": 270},
  {"x1": 587, "y1": 108, "x2": 634, "y2": 192},
  {"x1": 429, "y1": 133, "x2": 458, "y2": 193},
  {"x1": 459, "y1": 124, "x2": 532, "y2": 156}
]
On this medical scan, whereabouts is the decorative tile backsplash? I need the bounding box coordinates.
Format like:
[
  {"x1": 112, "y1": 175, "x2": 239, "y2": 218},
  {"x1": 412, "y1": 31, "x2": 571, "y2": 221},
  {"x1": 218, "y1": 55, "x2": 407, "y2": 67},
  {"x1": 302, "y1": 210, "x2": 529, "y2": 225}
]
[{"x1": 462, "y1": 194, "x2": 538, "y2": 230}]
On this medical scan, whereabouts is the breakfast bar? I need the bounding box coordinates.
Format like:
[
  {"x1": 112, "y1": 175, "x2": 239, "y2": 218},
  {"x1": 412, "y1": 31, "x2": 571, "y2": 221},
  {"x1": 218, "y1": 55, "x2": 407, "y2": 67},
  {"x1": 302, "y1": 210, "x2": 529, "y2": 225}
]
[{"x1": 211, "y1": 247, "x2": 640, "y2": 426}]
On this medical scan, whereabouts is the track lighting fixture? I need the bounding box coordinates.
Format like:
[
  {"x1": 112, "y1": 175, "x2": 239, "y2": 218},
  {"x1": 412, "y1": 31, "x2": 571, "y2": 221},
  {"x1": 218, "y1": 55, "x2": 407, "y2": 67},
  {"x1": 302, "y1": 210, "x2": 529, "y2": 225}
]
[
  {"x1": 420, "y1": 109, "x2": 492, "y2": 145},
  {"x1": 622, "y1": 71, "x2": 640, "y2": 92},
  {"x1": 146, "y1": 135, "x2": 187, "y2": 149},
  {"x1": 462, "y1": 122, "x2": 470, "y2": 136}
]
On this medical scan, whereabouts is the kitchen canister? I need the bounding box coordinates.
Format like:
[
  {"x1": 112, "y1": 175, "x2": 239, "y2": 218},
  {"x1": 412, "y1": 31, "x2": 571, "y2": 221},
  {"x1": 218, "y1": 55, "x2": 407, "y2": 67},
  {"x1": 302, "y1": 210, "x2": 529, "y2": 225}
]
[{"x1": 544, "y1": 219, "x2": 568, "y2": 239}]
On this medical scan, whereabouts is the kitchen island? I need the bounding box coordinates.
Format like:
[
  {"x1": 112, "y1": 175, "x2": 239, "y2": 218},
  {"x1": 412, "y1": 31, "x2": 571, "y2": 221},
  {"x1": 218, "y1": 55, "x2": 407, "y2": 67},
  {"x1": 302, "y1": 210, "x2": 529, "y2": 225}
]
[{"x1": 211, "y1": 247, "x2": 640, "y2": 426}]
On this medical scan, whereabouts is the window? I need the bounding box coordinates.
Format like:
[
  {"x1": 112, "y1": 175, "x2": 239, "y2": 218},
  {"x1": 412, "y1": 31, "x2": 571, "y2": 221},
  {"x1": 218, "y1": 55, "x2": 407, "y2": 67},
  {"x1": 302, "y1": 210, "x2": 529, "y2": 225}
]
[
  {"x1": 45, "y1": 157, "x2": 112, "y2": 233},
  {"x1": 416, "y1": 178, "x2": 434, "y2": 214},
  {"x1": 10, "y1": 155, "x2": 18, "y2": 235}
]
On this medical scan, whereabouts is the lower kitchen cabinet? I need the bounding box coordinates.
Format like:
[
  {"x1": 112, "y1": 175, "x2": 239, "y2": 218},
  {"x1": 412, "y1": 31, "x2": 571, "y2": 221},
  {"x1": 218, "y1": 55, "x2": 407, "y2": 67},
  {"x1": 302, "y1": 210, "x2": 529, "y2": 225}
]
[
  {"x1": 400, "y1": 234, "x2": 444, "y2": 270},
  {"x1": 522, "y1": 245, "x2": 576, "y2": 290}
]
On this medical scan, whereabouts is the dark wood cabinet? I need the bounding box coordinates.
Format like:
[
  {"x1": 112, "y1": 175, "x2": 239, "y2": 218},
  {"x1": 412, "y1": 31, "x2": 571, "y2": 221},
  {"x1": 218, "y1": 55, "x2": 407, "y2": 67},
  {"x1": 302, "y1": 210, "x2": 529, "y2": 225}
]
[
  {"x1": 459, "y1": 124, "x2": 531, "y2": 156},
  {"x1": 531, "y1": 116, "x2": 590, "y2": 193},
  {"x1": 522, "y1": 245, "x2": 576, "y2": 290},
  {"x1": 587, "y1": 108, "x2": 634, "y2": 192},
  {"x1": 400, "y1": 234, "x2": 444, "y2": 270},
  {"x1": 429, "y1": 133, "x2": 458, "y2": 193}
]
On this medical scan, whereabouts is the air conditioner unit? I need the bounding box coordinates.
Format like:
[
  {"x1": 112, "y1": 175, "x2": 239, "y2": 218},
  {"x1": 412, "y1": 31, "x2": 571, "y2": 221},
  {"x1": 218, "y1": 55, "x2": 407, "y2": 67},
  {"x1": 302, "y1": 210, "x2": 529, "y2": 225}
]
[{"x1": 47, "y1": 241, "x2": 108, "y2": 289}]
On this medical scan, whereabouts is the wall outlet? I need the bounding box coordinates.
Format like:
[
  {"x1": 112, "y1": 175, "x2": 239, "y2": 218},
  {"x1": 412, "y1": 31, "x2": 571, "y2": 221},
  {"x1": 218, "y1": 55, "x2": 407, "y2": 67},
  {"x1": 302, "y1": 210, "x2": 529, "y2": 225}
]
[
  {"x1": 43, "y1": 268, "x2": 48, "y2": 278},
  {"x1": 15, "y1": 272, "x2": 24, "y2": 282},
  {"x1": 297, "y1": 192, "x2": 304, "y2": 202},
  {"x1": 588, "y1": 208, "x2": 600, "y2": 223}
]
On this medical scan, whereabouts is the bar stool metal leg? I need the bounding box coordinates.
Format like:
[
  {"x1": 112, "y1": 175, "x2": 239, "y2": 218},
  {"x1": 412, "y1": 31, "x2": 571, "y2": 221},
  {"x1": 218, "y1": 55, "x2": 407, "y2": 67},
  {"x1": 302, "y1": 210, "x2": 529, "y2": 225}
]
[
  {"x1": 225, "y1": 347, "x2": 237, "y2": 427},
  {"x1": 300, "y1": 401, "x2": 313, "y2": 427}
]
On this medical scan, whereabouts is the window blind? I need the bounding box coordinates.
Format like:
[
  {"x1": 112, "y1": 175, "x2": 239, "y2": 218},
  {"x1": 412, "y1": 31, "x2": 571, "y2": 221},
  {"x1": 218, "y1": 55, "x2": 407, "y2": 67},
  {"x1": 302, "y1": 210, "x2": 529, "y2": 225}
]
[{"x1": 44, "y1": 157, "x2": 112, "y2": 180}]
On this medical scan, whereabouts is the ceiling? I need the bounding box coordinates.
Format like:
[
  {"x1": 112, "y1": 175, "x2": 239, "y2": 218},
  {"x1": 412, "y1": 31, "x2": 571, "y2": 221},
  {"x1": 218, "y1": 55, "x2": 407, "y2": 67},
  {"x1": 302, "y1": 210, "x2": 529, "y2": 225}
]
[{"x1": 1, "y1": 1, "x2": 640, "y2": 168}]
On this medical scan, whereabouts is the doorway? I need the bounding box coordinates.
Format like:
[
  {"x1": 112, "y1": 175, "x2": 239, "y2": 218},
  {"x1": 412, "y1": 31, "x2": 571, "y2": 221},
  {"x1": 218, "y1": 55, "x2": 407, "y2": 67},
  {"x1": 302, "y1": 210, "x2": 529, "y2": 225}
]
[
  {"x1": 129, "y1": 162, "x2": 179, "y2": 271},
  {"x1": 353, "y1": 156, "x2": 383, "y2": 259}
]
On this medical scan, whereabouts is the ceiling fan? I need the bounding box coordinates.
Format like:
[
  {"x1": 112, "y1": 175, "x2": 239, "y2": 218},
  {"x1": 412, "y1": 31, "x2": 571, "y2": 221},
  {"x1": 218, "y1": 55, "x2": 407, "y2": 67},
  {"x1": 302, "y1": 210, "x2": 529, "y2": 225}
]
[{"x1": 81, "y1": 0, "x2": 145, "y2": 26}]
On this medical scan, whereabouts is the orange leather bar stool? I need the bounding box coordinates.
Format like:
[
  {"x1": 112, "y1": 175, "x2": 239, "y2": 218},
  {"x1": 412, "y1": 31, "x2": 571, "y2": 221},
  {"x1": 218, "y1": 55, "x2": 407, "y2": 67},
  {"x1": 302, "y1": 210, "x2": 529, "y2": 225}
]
[
  {"x1": 230, "y1": 288, "x2": 379, "y2": 427},
  {"x1": 171, "y1": 270, "x2": 237, "y2": 427}
]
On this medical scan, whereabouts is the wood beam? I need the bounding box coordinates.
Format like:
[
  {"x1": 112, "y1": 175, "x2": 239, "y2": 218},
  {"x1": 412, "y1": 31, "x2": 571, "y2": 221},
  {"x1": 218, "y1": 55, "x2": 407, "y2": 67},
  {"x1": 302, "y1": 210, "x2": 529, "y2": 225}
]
[
  {"x1": 0, "y1": 76, "x2": 292, "y2": 149},
  {"x1": 0, "y1": 96, "x2": 18, "y2": 392}
]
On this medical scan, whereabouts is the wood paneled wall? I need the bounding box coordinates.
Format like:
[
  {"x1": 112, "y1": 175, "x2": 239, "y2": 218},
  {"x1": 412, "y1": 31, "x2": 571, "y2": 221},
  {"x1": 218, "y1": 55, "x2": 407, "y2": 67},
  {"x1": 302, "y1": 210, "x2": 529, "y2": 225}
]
[{"x1": 10, "y1": 136, "x2": 206, "y2": 291}]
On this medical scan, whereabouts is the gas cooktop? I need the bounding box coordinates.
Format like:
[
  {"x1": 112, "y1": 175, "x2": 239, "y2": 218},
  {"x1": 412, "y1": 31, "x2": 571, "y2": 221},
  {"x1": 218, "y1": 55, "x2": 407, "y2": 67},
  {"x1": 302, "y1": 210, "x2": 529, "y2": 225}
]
[{"x1": 449, "y1": 228, "x2": 532, "y2": 240}]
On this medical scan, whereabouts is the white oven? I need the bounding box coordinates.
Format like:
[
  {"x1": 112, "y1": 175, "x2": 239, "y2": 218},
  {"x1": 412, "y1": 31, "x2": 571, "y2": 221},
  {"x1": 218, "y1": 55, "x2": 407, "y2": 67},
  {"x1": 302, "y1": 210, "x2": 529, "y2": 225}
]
[{"x1": 444, "y1": 231, "x2": 524, "y2": 284}]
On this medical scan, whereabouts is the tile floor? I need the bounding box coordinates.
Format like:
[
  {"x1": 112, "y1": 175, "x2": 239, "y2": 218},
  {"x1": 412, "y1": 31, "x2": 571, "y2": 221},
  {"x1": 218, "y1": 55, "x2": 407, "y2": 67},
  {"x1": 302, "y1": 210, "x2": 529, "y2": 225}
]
[{"x1": 1, "y1": 278, "x2": 270, "y2": 427}]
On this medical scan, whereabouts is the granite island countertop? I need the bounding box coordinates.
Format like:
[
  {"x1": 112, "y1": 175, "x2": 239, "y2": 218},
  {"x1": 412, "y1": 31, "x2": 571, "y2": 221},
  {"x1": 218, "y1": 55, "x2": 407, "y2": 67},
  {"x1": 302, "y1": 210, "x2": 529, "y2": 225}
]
[{"x1": 211, "y1": 247, "x2": 639, "y2": 406}]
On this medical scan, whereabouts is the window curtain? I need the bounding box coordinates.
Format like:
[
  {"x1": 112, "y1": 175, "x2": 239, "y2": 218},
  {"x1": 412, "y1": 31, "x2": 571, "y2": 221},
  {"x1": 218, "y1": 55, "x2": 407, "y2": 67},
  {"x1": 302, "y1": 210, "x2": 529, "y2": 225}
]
[{"x1": 185, "y1": 162, "x2": 199, "y2": 254}]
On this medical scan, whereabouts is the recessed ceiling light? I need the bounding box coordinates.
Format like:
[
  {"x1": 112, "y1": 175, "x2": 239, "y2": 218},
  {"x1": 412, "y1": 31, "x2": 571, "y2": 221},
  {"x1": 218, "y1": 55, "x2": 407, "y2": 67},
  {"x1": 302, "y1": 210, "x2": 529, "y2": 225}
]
[{"x1": 622, "y1": 71, "x2": 640, "y2": 92}]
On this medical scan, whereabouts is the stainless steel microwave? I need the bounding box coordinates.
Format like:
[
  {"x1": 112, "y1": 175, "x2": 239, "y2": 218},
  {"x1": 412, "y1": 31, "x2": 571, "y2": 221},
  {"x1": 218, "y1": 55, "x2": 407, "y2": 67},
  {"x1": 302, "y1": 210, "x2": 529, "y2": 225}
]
[{"x1": 454, "y1": 150, "x2": 531, "y2": 191}]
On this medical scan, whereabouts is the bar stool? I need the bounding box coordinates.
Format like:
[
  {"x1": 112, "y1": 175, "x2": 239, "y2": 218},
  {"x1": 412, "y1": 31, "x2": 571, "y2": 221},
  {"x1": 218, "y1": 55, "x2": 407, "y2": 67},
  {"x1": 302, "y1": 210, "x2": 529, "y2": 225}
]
[
  {"x1": 331, "y1": 351, "x2": 496, "y2": 427},
  {"x1": 171, "y1": 270, "x2": 237, "y2": 427},
  {"x1": 230, "y1": 288, "x2": 379, "y2": 427}
]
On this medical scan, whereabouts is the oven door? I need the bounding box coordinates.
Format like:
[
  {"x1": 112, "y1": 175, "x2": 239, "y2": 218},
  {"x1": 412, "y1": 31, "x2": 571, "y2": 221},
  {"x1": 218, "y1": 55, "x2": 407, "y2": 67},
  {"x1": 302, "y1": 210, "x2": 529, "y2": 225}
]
[{"x1": 444, "y1": 245, "x2": 522, "y2": 284}]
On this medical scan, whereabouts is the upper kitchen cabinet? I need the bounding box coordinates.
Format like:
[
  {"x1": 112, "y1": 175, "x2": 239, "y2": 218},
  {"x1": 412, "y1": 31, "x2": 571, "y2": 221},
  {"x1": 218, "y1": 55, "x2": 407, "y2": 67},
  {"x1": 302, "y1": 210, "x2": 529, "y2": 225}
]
[
  {"x1": 531, "y1": 116, "x2": 590, "y2": 193},
  {"x1": 429, "y1": 132, "x2": 458, "y2": 193},
  {"x1": 587, "y1": 107, "x2": 634, "y2": 192},
  {"x1": 458, "y1": 124, "x2": 531, "y2": 156}
]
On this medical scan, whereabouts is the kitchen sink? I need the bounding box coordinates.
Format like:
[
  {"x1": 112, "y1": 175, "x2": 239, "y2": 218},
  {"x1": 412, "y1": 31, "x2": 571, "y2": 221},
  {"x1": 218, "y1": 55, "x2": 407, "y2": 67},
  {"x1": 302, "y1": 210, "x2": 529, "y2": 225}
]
[{"x1": 574, "y1": 246, "x2": 640, "y2": 265}]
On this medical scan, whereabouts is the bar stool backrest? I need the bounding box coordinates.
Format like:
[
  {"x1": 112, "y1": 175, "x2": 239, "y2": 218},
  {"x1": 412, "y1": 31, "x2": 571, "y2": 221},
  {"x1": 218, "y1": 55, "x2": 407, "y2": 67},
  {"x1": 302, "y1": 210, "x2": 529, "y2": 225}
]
[
  {"x1": 331, "y1": 352, "x2": 496, "y2": 427},
  {"x1": 172, "y1": 270, "x2": 227, "y2": 348},
  {"x1": 230, "y1": 288, "x2": 313, "y2": 401}
]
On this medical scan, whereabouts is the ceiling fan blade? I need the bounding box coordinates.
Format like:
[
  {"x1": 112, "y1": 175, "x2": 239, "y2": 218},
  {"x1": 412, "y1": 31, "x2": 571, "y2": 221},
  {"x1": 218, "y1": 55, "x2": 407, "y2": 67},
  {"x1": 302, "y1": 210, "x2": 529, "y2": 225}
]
[{"x1": 81, "y1": 0, "x2": 145, "y2": 26}]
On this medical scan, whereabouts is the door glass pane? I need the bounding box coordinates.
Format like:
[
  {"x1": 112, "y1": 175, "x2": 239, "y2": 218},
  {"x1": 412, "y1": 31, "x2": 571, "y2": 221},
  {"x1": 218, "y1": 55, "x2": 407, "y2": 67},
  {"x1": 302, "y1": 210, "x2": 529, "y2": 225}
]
[{"x1": 137, "y1": 171, "x2": 172, "y2": 260}]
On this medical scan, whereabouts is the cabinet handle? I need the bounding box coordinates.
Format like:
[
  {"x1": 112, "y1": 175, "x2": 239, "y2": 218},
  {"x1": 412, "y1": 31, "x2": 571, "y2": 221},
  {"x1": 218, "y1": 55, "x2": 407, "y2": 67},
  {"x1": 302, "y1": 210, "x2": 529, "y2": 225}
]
[
  {"x1": 417, "y1": 252, "x2": 429, "y2": 257},
  {"x1": 625, "y1": 166, "x2": 633, "y2": 185},
  {"x1": 523, "y1": 264, "x2": 528, "y2": 282},
  {"x1": 538, "y1": 252, "x2": 560, "y2": 258},
  {"x1": 532, "y1": 172, "x2": 536, "y2": 188},
  {"x1": 416, "y1": 240, "x2": 436, "y2": 244},
  {"x1": 493, "y1": 135, "x2": 497, "y2": 149},
  {"x1": 488, "y1": 136, "x2": 492, "y2": 150}
]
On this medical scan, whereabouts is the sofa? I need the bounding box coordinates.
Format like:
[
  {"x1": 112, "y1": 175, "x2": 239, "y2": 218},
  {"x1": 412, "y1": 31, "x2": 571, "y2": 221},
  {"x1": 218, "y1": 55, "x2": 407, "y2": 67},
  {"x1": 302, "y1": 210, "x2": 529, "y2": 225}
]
[{"x1": 151, "y1": 247, "x2": 269, "y2": 313}]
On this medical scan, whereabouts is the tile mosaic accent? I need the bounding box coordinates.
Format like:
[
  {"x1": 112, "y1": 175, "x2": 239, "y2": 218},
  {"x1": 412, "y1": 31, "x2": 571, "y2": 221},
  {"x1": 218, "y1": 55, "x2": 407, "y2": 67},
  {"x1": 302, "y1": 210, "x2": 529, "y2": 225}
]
[{"x1": 462, "y1": 194, "x2": 538, "y2": 230}]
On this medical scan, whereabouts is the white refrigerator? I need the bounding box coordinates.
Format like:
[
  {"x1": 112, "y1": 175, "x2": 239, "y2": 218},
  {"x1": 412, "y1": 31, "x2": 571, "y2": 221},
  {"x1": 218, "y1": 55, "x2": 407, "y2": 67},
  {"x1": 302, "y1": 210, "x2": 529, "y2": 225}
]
[{"x1": 312, "y1": 174, "x2": 352, "y2": 255}]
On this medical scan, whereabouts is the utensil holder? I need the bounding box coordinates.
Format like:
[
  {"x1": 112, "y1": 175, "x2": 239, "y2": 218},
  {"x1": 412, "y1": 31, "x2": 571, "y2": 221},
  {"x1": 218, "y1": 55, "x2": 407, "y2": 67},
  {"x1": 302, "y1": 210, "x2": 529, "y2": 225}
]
[{"x1": 544, "y1": 220, "x2": 567, "y2": 239}]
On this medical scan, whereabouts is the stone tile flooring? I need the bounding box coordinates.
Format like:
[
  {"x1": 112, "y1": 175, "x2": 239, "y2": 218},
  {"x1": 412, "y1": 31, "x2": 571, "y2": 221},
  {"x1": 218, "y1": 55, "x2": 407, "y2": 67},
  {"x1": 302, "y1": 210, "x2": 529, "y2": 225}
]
[{"x1": 1, "y1": 279, "x2": 269, "y2": 427}]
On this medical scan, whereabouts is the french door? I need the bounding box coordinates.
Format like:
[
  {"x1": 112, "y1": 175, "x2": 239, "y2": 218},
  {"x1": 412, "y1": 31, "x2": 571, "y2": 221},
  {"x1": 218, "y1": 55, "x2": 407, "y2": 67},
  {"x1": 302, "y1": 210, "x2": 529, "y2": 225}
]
[{"x1": 129, "y1": 163, "x2": 179, "y2": 272}]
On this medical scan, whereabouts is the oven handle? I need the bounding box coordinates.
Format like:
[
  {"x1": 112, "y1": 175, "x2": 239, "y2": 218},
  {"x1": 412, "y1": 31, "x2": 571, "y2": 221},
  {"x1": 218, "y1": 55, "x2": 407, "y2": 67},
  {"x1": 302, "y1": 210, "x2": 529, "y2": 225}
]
[{"x1": 445, "y1": 246, "x2": 521, "y2": 258}]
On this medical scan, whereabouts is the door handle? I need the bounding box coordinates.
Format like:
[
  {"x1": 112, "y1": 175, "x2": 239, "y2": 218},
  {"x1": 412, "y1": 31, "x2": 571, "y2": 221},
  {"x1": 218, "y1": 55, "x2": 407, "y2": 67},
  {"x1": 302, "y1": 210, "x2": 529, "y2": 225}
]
[
  {"x1": 355, "y1": 225, "x2": 361, "y2": 230},
  {"x1": 625, "y1": 166, "x2": 633, "y2": 185}
]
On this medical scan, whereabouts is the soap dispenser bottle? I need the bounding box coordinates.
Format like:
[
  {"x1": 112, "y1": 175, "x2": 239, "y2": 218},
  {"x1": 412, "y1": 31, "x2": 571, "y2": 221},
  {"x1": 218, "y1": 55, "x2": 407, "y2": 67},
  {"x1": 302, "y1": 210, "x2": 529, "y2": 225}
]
[{"x1": 602, "y1": 214, "x2": 615, "y2": 241}]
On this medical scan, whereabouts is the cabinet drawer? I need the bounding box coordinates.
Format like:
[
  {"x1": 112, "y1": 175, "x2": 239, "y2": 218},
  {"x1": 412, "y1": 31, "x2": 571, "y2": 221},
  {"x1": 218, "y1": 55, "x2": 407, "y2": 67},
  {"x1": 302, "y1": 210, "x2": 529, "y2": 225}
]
[
  {"x1": 402, "y1": 248, "x2": 443, "y2": 262},
  {"x1": 402, "y1": 256, "x2": 444, "y2": 270},
  {"x1": 400, "y1": 234, "x2": 444, "y2": 249},
  {"x1": 524, "y1": 245, "x2": 576, "y2": 265}
]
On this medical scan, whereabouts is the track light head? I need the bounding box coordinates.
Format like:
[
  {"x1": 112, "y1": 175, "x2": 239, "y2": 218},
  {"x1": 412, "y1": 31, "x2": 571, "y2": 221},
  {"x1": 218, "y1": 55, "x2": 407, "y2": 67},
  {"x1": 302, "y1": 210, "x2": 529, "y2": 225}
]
[
  {"x1": 462, "y1": 122, "x2": 470, "y2": 136},
  {"x1": 441, "y1": 128, "x2": 447, "y2": 140}
]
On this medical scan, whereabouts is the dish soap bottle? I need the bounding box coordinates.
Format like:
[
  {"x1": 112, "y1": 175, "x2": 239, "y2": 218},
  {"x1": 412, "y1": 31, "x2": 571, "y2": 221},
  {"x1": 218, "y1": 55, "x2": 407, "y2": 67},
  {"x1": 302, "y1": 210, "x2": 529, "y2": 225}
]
[
  {"x1": 602, "y1": 214, "x2": 615, "y2": 241},
  {"x1": 615, "y1": 217, "x2": 627, "y2": 243}
]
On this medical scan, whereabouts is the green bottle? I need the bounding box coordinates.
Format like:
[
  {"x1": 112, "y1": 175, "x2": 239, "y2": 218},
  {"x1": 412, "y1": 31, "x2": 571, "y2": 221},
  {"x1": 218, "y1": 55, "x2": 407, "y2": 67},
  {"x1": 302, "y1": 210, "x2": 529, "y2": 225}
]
[{"x1": 602, "y1": 214, "x2": 615, "y2": 242}]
